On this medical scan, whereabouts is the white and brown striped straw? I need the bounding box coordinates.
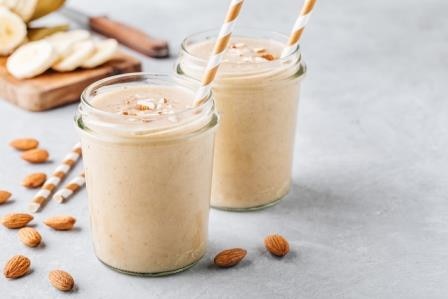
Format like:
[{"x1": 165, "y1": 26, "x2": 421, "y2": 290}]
[
  {"x1": 29, "y1": 143, "x2": 82, "y2": 212},
  {"x1": 52, "y1": 172, "x2": 85, "y2": 203},
  {"x1": 281, "y1": 0, "x2": 317, "y2": 58},
  {"x1": 193, "y1": 0, "x2": 244, "y2": 106}
]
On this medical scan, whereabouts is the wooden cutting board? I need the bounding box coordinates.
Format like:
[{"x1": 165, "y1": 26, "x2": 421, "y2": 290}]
[{"x1": 0, "y1": 52, "x2": 142, "y2": 111}]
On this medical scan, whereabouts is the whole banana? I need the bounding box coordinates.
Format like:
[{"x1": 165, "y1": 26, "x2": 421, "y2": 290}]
[
  {"x1": 27, "y1": 24, "x2": 69, "y2": 41},
  {"x1": 31, "y1": 0, "x2": 65, "y2": 21}
]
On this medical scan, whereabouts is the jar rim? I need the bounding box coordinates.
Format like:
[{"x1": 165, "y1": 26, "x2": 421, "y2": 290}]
[
  {"x1": 180, "y1": 27, "x2": 301, "y2": 66},
  {"x1": 77, "y1": 72, "x2": 217, "y2": 139},
  {"x1": 80, "y1": 72, "x2": 213, "y2": 121}
]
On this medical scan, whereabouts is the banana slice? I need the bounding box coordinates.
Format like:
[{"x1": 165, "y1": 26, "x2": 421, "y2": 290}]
[
  {"x1": 0, "y1": 0, "x2": 18, "y2": 9},
  {"x1": 12, "y1": 0, "x2": 37, "y2": 22},
  {"x1": 46, "y1": 29, "x2": 90, "y2": 43},
  {"x1": 46, "y1": 29, "x2": 90, "y2": 57},
  {"x1": 7, "y1": 40, "x2": 57, "y2": 79},
  {"x1": 0, "y1": 7, "x2": 26, "y2": 55},
  {"x1": 81, "y1": 39, "x2": 118, "y2": 69},
  {"x1": 52, "y1": 40, "x2": 95, "y2": 72}
]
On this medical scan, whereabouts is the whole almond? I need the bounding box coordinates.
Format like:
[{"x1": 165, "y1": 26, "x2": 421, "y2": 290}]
[
  {"x1": 22, "y1": 172, "x2": 47, "y2": 188},
  {"x1": 1, "y1": 213, "x2": 33, "y2": 229},
  {"x1": 18, "y1": 227, "x2": 42, "y2": 247},
  {"x1": 44, "y1": 216, "x2": 76, "y2": 231},
  {"x1": 21, "y1": 148, "x2": 49, "y2": 164},
  {"x1": 0, "y1": 190, "x2": 12, "y2": 204},
  {"x1": 3, "y1": 255, "x2": 31, "y2": 279},
  {"x1": 10, "y1": 138, "x2": 39, "y2": 151},
  {"x1": 264, "y1": 234, "x2": 290, "y2": 257},
  {"x1": 49, "y1": 270, "x2": 74, "y2": 291},
  {"x1": 213, "y1": 248, "x2": 247, "y2": 268}
]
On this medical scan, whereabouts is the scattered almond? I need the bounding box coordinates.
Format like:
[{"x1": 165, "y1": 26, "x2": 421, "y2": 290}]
[
  {"x1": 22, "y1": 172, "x2": 47, "y2": 189},
  {"x1": 10, "y1": 138, "x2": 39, "y2": 151},
  {"x1": 44, "y1": 216, "x2": 76, "y2": 231},
  {"x1": 3, "y1": 255, "x2": 31, "y2": 279},
  {"x1": 260, "y1": 53, "x2": 275, "y2": 61},
  {"x1": 264, "y1": 234, "x2": 290, "y2": 257},
  {"x1": 49, "y1": 270, "x2": 75, "y2": 292},
  {"x1": 254, "y1": 47, "x2": 266, "y2": 53},
  {"x1": 1, "y1": 213, "x2": 33, "y2": 229},
  {"x1": 18, "y1": 227, "x2": 42, "y2": 247},
  {"x1": 21, "y1": 148, "x2": 49, "y2": 164},
  {"x1": 213, "y1": 248, "x2": 247, "y2": 268},
  {"x1": 0, "y1": 190, "x2": 12, "y2": 204}
]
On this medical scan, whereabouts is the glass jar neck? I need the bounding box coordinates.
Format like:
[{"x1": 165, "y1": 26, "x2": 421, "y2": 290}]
[
  {"x1": 75, "y1": 73, "x2": 217, "y2": 142},
  {"x1": 175, "y1": 28, "x2": 306, "y2": 87}
]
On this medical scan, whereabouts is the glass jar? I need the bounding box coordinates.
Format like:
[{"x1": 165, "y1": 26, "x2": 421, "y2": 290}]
[
  {"x1": 75, "y1": 73, "x2": 218, "y2": 276},
  {"x1": 175, "y1": 28, "x2": 306, "y2": 211}
]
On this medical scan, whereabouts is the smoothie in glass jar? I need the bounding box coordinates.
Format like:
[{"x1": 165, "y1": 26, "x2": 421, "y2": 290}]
[
  {"x1": 76, "y1": 73, "x2": 218, "y2": 276},
  {"x1": 176, "y1": 29, "x2": 306, "y2": 211}
]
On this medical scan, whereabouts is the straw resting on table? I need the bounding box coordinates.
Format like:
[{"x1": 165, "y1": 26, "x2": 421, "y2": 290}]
[
  {"x1": 281, "y1": 0, "x2": 317, "y2": 57},
  {"x1": 29, "y1": 143, "x2": 82, "y2": 212},
  {"x1": 52, "y1": 172, "x2": 85, "y2": 203},
  {"x1": 193, "y1": 0, "x2": 244, "y2": 106}
]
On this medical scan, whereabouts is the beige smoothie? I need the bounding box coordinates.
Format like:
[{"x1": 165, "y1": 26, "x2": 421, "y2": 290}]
[
  {"x1": 76, "y1": 74, "x2": 217, "y2": 275},
  {"x1": 177, "y1": 31, "x2": 305, "y2": 210}
]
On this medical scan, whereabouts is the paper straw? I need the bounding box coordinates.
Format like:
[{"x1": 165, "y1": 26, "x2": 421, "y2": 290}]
[
  {"x1": 193, "y1": 0, "x2": 244, "y2": 106},
  {"x1": 52, "y1": 172, "x2": 85, "y2": 203},
  {"x1": 281, "y1": 0, "x2": 317, "y2": 57},
  {"x1": 29, "y1": 143, "x2": 82, "y2": 212}
]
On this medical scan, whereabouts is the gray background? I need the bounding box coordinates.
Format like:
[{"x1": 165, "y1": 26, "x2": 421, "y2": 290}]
[{"x1": 1, "y1": 0, "x2": 447, "y2": 298}]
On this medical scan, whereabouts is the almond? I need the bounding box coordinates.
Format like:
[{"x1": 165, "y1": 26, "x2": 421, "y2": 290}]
[
  {"x1": 21, "y1": 148, "x2": 49, "y2": 164},
  {"x1": 44, "y1": 216, "x2": 76, "y2": 231},
  {"x1": 3, "y1": 255, "x2": 31, "y2": 279},
  {"x1": 18, "y1": 227, "x2": 42, "y2": 247},
  {"x1": 49, "y1": 270, "x2": 74, "y2": 291},
  {"x1": 22, "y1": 172, "x2": 47, "y2": 188},
  {"x1": 10, "y1": 138, "x2": 39, "y2": 151},
  {"x1": 264, "y1": 234, "x2": 290, "y2": 257},
  {"x1": 0, "y1": 190, "x2": 12, "y2": 204},
  {"x1": 260, "y1": 53, "x2": 275, "y2": 61},
  {"x1": 213, "y1": 248, "x2": 247, "y2": 268},
  {"x1": 1, "y1": 213, "x2": 33, "y2": 229}
]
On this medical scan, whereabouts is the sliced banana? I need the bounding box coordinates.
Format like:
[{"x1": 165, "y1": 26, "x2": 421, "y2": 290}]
[
  {"x1": 47, "y1": 29, "x2": 90, "y2": 43},
  {"x1": 46, "y1": 29, "x2": 90, "y2": 57},
  {"x1": 0, "y1": 7, "x2": 27, "y2": 55},
  {"x1": 0, "y1": 0, "x2": 18, "y2": 9},
  {"x1": 52, "y1": 40, "x2": 95, "y2": 72},
  {"x1": 81, "y1": 39, "x2": 118, "y2": 69},
  {"x1": 7, "y1": 40, "x2": 57, "y2": 79},
  {"x1": 12, "y1": 0, "x2": 37, "y2": 22}
]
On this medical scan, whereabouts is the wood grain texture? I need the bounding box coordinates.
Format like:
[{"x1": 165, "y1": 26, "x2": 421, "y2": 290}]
[{"x1": 0, "y1": 52, "x2": 141, "y2": 112}]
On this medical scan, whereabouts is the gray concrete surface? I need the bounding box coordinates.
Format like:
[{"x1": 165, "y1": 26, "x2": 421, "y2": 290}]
[{"x1": 1, "y1": 0, "x2": 447, "y2": 298}]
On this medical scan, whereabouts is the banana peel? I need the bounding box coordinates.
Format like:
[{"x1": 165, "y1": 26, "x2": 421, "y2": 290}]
[
  {"x1": 27, "y1": 24, "x2": 69, "y2": 41},
  {"x1": 30, "y1": 0, "x2": 65, "y2": 21}
]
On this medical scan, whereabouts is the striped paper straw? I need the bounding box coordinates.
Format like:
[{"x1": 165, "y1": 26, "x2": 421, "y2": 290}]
[
  {"x1": 281, "y1": 0, "x2": 317, "y2": 57},
  {"x1": 28, "y1": 143, "x2": 82, "y2": 212},
  {"x1": 52, "y1": 172, "x2": 85, "y2": 203},
  {"x1": 193, "y1": 0, "x2": 244, "y2": 106}
]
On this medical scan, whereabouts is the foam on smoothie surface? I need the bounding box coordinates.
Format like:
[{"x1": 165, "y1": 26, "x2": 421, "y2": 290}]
[
  {"x1": 188, "y1": 37, "x2": 284, "y2": 64},
  {"x1": 90, "y1": 85, "x2": 194, "y2": 121}
]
